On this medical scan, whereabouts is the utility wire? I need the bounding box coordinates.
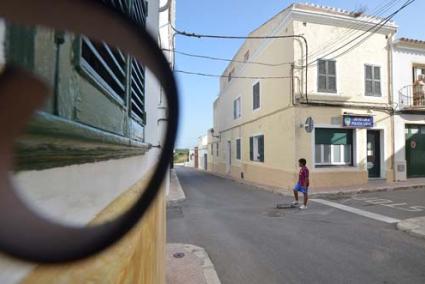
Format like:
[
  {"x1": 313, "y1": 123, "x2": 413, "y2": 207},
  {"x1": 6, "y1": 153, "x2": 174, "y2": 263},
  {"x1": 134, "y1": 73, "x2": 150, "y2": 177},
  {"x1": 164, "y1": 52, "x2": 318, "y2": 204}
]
[
  {"x1": 174, "y1": 69, "x2": 292, "y2": 80},
  {"x1": 310, "y1": 0, "x2": 415, "y2": 64},
  {"x1": 306, "y1": 0, "x2": 402, "y2": 60},
  {"x1": 163, "y1": 48, "x2": 294, "y2": 67}
]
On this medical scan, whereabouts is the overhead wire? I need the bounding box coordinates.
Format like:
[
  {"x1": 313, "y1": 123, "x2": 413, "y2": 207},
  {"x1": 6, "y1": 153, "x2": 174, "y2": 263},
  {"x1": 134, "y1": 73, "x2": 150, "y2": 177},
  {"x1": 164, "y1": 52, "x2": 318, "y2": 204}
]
[
  {"x1": 163, "y1": 48, "x2": 295, "y2": 67},
  {"x1": 310, "y1": 0, "x2": 415, "y2": 64},
  {"x1": 174, "y1": 69, "x2": 292, "y2": 79},
  {"x1": 306, "y1": 0, "x2": 402, "y2": 60}
]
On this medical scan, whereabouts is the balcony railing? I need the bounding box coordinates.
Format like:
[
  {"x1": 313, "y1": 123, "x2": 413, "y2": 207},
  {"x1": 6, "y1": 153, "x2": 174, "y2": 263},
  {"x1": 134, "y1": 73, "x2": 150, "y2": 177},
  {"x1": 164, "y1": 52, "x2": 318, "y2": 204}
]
[{"x1": 399, "y1": 85, "x2": 425, "y2": 110}]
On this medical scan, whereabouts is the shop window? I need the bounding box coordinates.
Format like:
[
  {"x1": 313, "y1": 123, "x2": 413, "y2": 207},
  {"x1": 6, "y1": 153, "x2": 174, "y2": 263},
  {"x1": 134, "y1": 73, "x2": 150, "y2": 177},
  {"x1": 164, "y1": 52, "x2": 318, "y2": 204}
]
[
  {"x1": 365, "y1": 65, "x2": 381, "y2": 96},
  {"x1": 236, "y1": 138, "x2": 241, "y2": 160},
  {"x1": 253, "y1": 82, "x2": 260, "y2": 110},
  {"x1": 315, "y1": 128, "x2": 353, "y2": 166},
  {"x1": 249, "y1": 135, "x2": 264, "y2": 162},
  {"x1": 233, "y1": 97, "x2": 241, "y2": 119},
  {"x1": 318, "y1": 59, "x2": 336, "y2": 93}
]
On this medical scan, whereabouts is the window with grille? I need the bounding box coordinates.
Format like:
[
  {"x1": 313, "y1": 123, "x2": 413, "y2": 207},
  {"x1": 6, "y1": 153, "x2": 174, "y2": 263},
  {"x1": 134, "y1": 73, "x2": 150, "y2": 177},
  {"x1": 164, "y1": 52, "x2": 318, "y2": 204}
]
[
  {"x1": 365, "y1": 65, "x2": 381, "y2": 97},
  {"x1": 315, "y1": 128, "x2": 353, "y2": 167},
  {"x1": 318, "y1": 59, "x2": 337, "y2": 93},
  {"x1": 79, "y1": 0, "x2": 148, "y2": 125}
]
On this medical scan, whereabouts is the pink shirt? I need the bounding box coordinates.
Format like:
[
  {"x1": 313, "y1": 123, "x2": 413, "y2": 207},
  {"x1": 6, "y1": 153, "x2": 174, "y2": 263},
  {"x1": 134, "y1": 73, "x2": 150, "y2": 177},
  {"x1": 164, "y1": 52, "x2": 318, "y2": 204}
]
[{"x1": 299, "y1": 166, "x2": 309, "y2": 187}]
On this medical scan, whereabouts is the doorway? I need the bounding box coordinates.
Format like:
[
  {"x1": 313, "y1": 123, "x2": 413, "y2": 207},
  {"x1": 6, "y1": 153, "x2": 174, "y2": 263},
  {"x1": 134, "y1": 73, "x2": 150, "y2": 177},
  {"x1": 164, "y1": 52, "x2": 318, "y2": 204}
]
[
  {"x1": 406, "y1": 125, "x2": 425, "y2": 177},
  {"x1": 367, "y1": 130, "x2": 381, "y2": 178},
  {"x1": 204, "y1": 153, "x2": 208, "y2": 170}
]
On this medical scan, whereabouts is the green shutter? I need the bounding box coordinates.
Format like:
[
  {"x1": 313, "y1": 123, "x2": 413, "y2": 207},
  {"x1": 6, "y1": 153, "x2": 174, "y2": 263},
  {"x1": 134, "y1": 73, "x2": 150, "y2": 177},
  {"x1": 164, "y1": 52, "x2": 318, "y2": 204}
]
[
  {"x1": 315, "y1": 129, "x2": 352, "y2": 145},
  {"x1": 249, "y1": 137, "x2": 254, "y2": 161},
  {"x1": 258, "y1": 135, "x2": 264, "y2": 162}
]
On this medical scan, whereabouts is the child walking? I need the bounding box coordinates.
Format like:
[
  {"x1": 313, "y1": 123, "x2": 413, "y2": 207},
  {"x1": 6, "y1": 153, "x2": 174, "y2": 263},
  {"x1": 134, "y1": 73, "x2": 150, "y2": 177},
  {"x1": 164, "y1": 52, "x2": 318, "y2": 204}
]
[{"x1": 292, "y1": 158, "x2": 309, "y2": 209}]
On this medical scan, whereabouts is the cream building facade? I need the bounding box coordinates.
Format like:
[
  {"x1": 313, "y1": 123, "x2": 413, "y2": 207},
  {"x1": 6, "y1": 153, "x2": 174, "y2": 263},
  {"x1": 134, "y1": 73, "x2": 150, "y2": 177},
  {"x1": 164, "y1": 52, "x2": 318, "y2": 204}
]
[{"x1": 209, "y1": 3, "x2": 398, "y2": 190}]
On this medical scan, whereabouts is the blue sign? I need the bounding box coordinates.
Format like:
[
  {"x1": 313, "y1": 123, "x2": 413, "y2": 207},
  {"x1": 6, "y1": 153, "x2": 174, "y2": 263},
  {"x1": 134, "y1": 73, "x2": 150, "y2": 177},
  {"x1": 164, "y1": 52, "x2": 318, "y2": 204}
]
[{"x1": 343, "y1": 115, "x2": 374, "y2": 128}]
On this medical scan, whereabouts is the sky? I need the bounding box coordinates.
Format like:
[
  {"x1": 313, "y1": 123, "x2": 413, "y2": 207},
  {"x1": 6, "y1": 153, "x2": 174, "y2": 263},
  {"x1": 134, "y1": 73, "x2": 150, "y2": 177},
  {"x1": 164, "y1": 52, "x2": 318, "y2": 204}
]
[{"x1": 174, "y1": 0, "x2": 425, "y2": 148}]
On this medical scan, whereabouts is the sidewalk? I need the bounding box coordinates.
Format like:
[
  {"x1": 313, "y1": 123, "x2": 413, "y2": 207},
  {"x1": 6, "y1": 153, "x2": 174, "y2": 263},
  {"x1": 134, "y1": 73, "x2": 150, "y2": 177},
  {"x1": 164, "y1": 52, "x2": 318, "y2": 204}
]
[
  {"x1": 206, "y1": 170, "x2": 425, "y2": 197},
  {"x1": 167, "y1": 169, "x2": 186, "y2": 206},
  {"x1": 166, "y1": 244, "x2": 221, "y2": 284},
  {"x1": 311, "y1": 178, "x2": 425, "y2": 198}
]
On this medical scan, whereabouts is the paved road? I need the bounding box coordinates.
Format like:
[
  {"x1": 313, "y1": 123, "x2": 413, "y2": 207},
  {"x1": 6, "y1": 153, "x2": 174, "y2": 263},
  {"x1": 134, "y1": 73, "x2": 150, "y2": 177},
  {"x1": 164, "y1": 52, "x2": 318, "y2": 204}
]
[{"x1": 167, "y1": 167, "x2": 425, "y2": 284}]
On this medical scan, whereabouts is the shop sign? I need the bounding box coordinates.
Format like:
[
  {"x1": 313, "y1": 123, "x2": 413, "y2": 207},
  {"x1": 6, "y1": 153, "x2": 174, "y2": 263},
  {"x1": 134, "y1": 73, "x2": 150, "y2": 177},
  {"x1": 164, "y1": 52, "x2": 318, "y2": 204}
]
[{"x1": 343, "y1": 115, "x2": 374, "y2": 128}]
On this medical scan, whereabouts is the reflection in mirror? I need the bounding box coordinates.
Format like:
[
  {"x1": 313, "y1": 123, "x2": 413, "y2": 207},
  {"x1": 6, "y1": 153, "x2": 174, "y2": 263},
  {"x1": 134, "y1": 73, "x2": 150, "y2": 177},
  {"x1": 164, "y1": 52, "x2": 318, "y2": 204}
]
[{"x1": 5, "y1": 21, "x2": 168, "y2": 227}]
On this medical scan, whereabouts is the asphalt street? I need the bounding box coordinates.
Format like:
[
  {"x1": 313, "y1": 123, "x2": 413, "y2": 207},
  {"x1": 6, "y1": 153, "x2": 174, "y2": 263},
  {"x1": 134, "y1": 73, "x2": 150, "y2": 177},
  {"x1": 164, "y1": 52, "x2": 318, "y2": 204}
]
[{"x1": 167, "y1": 167, "x2": 425, "y2": 284}]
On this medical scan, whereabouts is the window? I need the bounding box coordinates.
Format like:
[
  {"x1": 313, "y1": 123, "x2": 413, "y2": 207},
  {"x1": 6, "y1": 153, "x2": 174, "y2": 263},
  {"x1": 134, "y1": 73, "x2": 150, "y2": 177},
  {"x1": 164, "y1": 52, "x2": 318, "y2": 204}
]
[
  {"x1": 365, "y1": 65, "x2": 381, "y2": 96},
  {"x1": 315, "y1": 128, "x2": 353, "y2": 166},
  {"x1": 79, "y1": 0, "x2": 147, "y2": 125},
  {"x1": 244, "y1": 50, "x2": 250, "y2": 62},
  {"x1": 249, "y1": 135, "x2": 264, "y2": 162},
  {"x1": 318, "y1": 59, "x2": 336, "y2": 93},
  {"x1": 253, "y1": 82, "x2": 260, "y2": 110},
  {"x1": 236, "y1": 139, "x2": 241, "y2": 160},
  {"x1": 216, "y1": 143, "x2": 219, "y2": 157},
  {"x1": 233, "y1": 97, "x2": 241, "y2": 119},
  {"x1": 413, "y1": 65, "x2": 425, "y2": 83},
  {"x1": 228, "y1": 68, "x2": 235, "y2": 82}
]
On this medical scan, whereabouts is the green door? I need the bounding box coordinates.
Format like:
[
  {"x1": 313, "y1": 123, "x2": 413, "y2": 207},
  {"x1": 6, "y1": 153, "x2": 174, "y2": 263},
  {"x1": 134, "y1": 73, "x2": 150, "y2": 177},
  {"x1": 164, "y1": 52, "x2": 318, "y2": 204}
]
[{"x1": 406, "y1": 125, "x2": 425, "y2": 178}]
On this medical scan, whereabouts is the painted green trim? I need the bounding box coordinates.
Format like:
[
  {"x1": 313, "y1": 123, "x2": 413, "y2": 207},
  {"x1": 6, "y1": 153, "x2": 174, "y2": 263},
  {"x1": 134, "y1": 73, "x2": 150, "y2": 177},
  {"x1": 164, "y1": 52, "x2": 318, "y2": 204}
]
[
  {"x1": 26, "y1": 111, "x2": 147, "y2": 147},
  {"x1": 15, "y1": 111, "x2": 149, "y2": 171},
  {"x1": 74, "y1": 36, "x2": 127, "y2": 109},
  {"x1": 15, "y1": 135, "x2": 147, "y2": 171}
]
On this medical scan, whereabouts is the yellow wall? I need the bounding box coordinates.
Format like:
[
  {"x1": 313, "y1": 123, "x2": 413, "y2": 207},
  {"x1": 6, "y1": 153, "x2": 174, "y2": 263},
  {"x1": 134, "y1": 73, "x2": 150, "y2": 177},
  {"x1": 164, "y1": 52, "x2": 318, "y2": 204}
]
[{"x1": 21, "y1": 175, "x2": 166, "y2": 284}]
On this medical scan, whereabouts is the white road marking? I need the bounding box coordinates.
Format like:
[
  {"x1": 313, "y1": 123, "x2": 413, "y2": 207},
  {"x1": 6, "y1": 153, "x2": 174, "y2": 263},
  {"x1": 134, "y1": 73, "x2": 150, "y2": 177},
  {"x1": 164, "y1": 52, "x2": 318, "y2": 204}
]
[{"x1": 311, "y1": 199, "x2": 401, "y2": 224}]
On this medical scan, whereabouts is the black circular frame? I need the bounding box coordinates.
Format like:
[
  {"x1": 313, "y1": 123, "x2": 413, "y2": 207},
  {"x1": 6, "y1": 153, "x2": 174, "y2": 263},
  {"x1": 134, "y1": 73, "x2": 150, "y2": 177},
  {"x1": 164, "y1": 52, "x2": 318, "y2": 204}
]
[{"x1": 0, "y1": 0, "x2": 179, "y2": 263}]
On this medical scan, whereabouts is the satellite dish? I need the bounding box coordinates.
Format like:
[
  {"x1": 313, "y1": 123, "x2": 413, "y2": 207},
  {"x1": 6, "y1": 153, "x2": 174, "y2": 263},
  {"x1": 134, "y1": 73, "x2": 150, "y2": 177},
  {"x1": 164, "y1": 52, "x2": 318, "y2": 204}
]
[{"x1": 305, "y1": 117, "x2": 314, "y2": 133}]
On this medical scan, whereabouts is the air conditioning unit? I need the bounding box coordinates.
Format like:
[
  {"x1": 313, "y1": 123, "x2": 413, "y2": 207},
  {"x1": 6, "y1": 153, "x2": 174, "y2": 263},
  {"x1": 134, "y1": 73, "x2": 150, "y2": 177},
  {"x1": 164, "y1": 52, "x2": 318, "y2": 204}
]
[{"x1": 395, "y1": 161, "x2": 407, "y2": 181}]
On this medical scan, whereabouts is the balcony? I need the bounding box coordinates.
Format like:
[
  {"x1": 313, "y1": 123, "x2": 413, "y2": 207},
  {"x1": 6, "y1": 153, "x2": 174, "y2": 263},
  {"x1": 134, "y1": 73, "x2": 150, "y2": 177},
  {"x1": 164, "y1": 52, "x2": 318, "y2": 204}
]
[{"x1": 399, "y1": 85, "x2": 425, "y2": 111}]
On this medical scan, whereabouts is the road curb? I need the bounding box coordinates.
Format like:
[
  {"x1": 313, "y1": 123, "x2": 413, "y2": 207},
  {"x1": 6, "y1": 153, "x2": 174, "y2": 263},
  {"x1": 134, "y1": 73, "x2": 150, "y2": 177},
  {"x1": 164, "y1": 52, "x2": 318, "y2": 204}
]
[
  {"x1": 203, "y1": 170, "x2": 425, "y2": 199},
  {"x1": 167, "y1": 169, "x2": 186, "y2": 206},
  {"x1": 167, "y1": 243, "x2": 221, "y2": 284},
  {"x1": 397, "y1": 217, "x2": 425, "y2": 240}
]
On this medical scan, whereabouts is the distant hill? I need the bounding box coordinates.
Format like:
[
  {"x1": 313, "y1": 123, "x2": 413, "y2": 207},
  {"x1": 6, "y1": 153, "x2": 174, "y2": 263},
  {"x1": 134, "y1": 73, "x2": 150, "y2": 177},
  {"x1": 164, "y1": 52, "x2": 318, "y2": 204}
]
[{"x1": 174, "y1": 149, "x2": 189, "y2": 163}]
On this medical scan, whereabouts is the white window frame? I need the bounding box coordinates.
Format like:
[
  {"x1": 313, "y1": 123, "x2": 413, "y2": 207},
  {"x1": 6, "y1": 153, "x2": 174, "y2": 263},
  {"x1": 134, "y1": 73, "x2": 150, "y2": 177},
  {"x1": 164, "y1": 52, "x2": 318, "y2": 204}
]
[
  {"x1": 235, "y1": 138, "x2": 241, "y2": 160},
  {"x1": 315, "y1": 144, "x2": 352, "y2": 166},
  {"x1": 250, "y1": 134, "x2": 264, "y2": 162},
  {"x1": 364, "y1": 64, "x2": 382, "y2": 97},
  {"x1": 252, "y1": 80, "x2": 261, "y2": 111},
  {"x1": 313, "y1": 127, "x2": 354, "y2": 168},
  {"x1": 233, "y1": 97, "x2": 241, "y2": 119}
]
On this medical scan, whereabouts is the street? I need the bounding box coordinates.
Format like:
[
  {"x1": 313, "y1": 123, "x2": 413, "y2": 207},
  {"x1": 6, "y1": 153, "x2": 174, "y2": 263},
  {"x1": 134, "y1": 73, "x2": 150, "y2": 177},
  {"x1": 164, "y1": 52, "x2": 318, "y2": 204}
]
[{"x1": 168, "y1": 167, "x2": 425, "y2": 284}]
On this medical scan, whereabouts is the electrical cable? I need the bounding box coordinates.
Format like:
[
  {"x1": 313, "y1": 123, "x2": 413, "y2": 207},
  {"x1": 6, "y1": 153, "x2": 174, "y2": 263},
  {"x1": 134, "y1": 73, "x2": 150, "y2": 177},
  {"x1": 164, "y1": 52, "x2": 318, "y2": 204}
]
[{"x1": 174, "y1": 69, "x2": 292, "y2": 79}]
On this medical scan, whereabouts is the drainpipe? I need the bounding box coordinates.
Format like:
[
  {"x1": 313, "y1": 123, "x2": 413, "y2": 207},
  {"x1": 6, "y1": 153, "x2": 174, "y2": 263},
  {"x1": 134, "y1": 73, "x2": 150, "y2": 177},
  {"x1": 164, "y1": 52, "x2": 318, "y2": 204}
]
[
  {"x1": 53, "y1": 31, "x2": 65, "y2": 116},
  {"x1": 387, "y1": 33, "x2": 395, "y2": 182}
]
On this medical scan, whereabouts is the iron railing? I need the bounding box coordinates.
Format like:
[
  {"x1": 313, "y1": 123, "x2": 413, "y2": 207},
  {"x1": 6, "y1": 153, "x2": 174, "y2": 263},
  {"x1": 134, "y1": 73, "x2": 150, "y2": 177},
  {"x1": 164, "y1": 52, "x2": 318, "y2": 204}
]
[{"x1": 399, "y1": 85, "x2": 425, "y2": 110}]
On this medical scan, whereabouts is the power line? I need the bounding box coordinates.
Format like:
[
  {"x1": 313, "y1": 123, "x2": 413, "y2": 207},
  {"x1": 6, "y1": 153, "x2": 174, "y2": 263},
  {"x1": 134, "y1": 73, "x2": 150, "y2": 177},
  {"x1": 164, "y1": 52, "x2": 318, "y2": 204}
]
[
  {"x1": 310, "y1": 0, "x2": 415, "y2": 64},
  {"x1": 174, "y1": 69, "x2": 292, "y2": 80},
  {"x1": 306, "y1": 0, "x2": 402, "y2": 60},
  {"x1": 163, "y1": 48, "x2": 295, "y2": 67}
]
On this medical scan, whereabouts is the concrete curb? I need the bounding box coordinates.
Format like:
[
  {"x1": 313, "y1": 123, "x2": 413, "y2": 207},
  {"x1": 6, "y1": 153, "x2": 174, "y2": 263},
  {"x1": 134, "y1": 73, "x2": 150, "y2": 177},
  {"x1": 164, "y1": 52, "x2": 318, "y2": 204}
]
[
  {"x1": 167, "y1": 169, "x2": 186, "y2": 206},
  {"x1": 397, "y1": 217, "x2": 425, "y2": 240},
  {"x1": 203, "y1": 170, "x2": 425, "y2": 198},
  {"x1": 168, "y1": 243, "x2": 221, "y2": 284}
]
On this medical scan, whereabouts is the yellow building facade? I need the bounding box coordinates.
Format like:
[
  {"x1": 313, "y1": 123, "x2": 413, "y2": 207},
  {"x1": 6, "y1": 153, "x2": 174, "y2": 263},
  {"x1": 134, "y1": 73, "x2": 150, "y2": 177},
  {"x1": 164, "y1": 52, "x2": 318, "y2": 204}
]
[{"x1": 208, "y1": 3, "x2": 397, "y2": 191}]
